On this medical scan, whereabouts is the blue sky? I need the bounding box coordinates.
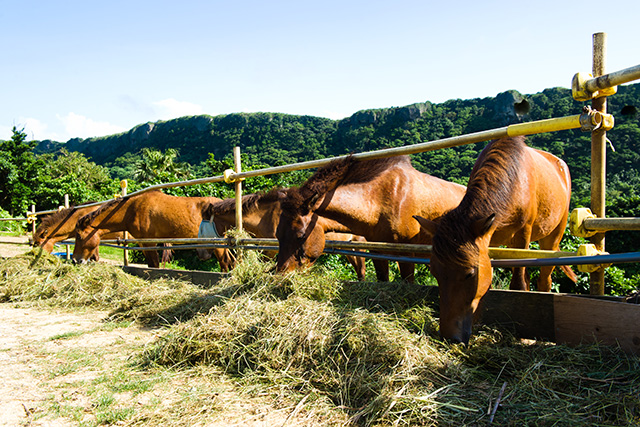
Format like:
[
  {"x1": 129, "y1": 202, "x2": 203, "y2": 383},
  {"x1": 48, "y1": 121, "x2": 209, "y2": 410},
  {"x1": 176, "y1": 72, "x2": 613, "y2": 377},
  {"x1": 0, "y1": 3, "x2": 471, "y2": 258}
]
[{"x1": 2, "y1": 0, "x2": 639, "y2": 142}]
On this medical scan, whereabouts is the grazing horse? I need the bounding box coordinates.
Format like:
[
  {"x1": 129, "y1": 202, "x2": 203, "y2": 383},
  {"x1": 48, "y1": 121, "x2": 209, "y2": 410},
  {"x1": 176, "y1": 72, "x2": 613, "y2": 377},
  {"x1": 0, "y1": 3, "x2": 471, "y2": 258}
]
[
  {"x1": 34, "y1": 205, "x2": 111, "y2": 254},
  {"x1": 72, "y1": 190, "x2": 231, "y2": 269},
  {"x1": 414, "y1": 136, "x2": 577, "y2": 344},
  {"x1": 35, "y1": 205, "x2": 171, "y2": 265},
  {"x1": 275, "y1": 155, "x2": 467, "y2": 282},
  {"x1": 200, "y1": 191, "x2": 369, "y2": 280}
]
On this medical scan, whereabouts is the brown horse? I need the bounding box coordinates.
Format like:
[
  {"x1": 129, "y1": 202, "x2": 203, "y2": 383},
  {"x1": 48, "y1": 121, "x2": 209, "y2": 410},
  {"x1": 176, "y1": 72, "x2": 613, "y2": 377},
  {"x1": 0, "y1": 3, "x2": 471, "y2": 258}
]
[
  {"x1": 200, "y1": 191, "x2": 369, "y2": 279},
  {"x1": 415, "y1": 136, "x2": 576, "y2": 344},
  {"x1": 34, "y1": 205, "x2": 110, "y2": 254},
  {"x1": 275, "y1": 155, "x2": 467, "y2": 281},
  {"x1": 34, "y1": 205, "x2": 170, "y2": 265},
  {"x1": 72, "y1": 190, "x2": 231, "y2": 269}
]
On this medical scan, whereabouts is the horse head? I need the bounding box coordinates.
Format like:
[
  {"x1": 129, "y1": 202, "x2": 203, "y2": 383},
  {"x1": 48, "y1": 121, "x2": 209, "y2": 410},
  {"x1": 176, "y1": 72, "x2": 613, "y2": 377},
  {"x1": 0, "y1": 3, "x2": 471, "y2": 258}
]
[
  {"x1": 414, "y1": 213, "x2": 496, "y2": 345},
  {"x1": 275, "y1": 156, "x2": 357, "y2": 274},
  {"x1": 72, "y1": 212, "x2": 102, "y2": 264},
  {"x1": 33, "y1": 223, "x2": 55, "y2": 252}
]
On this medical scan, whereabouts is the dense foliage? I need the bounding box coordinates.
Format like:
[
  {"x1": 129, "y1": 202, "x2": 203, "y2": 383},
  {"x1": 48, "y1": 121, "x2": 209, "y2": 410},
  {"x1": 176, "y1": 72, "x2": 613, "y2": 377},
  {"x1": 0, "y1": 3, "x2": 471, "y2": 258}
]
[{"x1": 5, "y1": 83, "x2": 640, "y2": 293}]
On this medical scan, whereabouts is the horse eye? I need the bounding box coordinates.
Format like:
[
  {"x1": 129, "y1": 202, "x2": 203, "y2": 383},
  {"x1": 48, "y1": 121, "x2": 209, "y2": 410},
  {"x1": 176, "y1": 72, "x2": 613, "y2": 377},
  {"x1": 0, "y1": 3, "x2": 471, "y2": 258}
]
[{"x1": 465, "y1": 269, "x2": 477, "y2": 280}]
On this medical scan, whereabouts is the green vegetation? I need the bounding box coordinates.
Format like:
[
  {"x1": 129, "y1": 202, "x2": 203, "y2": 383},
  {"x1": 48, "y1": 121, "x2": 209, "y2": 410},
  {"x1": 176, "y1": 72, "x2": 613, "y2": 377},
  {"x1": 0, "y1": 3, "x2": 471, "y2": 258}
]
[
  {"x1": 4, "y1": 84, "x2": 640, "y2": 293},
  {"x1": 1, "y1": 251, "x2": 638, "y2": 426}
]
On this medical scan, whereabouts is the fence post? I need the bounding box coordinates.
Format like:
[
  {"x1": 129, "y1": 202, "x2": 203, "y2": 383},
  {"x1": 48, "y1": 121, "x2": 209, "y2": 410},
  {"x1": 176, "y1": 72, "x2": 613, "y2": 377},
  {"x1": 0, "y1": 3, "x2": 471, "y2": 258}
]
[
  {"x1": 30, "y1": 205, "x2": 36, "y2": 236},
  {"x1": 589, "y1": 32, "x2": 608, "y2": 295},
  {"x1": 234, "y1": 146, "x2": 243, "y2": 232},
  {"x1": 121, "y1": 180, "x2": 129, "y2": 266},
  {"x1": 64, "y1": 194, "x2": 70, "y2": 260}
]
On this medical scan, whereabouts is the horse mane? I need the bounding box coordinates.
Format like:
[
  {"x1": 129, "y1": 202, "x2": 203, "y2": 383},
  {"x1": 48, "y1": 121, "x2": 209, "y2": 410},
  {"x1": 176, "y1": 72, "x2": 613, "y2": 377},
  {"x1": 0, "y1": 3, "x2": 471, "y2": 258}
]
[
  {"x1": 206, "y1": 188, "x2": 284, "y2": 218},
  {"x1": 39, "y1": 207, "x2": 77, "y2": 229},
  {"x1": 433, "y1": 136, "x2": 527, "y2": 266},
  {"x1": 284, "y1": 155, "x2": 411, "y2": 213},
  {"x1": 77, "y1": 197, "x2": 126, "y2": 228}
]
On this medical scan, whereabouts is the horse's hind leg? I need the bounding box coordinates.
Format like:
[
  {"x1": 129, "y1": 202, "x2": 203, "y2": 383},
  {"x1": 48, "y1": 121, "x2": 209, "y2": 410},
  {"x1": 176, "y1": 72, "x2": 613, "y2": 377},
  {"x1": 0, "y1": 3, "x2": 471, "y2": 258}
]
[
  {"x1": 535, "y1": 221, "x2": 567, "y2": 292},
  {"x1": 142, "y1": 246, "x2": 160, "y2": 268},
  {"x1": 509, "y1": 227, "x2": 532, "y2": 291}
]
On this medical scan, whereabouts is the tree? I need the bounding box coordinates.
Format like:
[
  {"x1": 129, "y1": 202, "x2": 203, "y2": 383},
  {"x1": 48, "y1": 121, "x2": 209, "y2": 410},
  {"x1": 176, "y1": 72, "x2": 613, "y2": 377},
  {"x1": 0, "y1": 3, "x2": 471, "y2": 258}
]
[
  {"x1": 0, "y1": 126, "x2": 44, "y2": 215},
  {"x1": 134, "y1": 148, "x2": 191, "y2": 185}
]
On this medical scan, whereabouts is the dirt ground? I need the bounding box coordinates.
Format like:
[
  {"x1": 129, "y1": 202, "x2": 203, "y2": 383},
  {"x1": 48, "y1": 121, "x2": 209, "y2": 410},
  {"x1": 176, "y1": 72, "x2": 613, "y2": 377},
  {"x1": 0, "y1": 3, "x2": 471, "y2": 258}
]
[{"x1": 0, "y1": 239, "x2": 317, "y2": 427}]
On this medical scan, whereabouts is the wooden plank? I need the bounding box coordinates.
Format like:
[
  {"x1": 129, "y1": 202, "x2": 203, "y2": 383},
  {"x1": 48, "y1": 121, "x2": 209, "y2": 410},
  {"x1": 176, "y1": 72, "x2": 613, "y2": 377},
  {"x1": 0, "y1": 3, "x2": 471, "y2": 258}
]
[
  {"x1": 476, "y1": 289, "x2": 556, "y2": 341},
  {"x1": 554, "y1": 295, "x2": 640, "y2": 355}
]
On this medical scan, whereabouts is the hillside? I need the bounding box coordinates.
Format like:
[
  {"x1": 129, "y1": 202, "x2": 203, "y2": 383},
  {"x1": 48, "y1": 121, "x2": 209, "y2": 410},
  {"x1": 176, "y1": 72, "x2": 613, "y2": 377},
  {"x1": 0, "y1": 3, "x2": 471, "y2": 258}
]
[{"x1": 34, "y1": 84, "x2": 640, "y2": 200}]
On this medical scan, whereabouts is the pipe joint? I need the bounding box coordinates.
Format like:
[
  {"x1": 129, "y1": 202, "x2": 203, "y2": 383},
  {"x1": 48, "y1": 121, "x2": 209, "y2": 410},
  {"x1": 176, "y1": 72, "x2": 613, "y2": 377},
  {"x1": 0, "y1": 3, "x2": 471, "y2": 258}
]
[
  {"x1": 577, "y1": 244, "x2": 611, "y2": 273},
  {"x1": 572, "y1": 72, "x2": 617, "y2": 101},
  {"x1": 570, "y1": 207, "x2": 598, "y2": 237},
  {"x1": 579, "y1": 106, "x2": 614, "y2": 132}
]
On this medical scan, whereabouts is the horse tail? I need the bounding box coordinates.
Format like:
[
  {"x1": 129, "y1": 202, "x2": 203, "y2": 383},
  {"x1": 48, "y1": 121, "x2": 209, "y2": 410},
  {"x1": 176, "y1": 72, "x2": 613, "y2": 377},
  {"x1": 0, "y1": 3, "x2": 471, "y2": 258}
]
[
  {"x1": 560, "y1": 264, "x2": 578, "y2": 283},
  {"x1": 161, "y1": 243, "x2": 174, "y2": 264}
]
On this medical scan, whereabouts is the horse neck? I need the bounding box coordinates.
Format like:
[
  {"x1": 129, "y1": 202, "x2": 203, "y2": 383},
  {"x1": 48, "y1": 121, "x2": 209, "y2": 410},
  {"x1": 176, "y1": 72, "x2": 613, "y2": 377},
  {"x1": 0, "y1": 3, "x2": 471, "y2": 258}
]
[
  {"x1": 310, "y1": 188, "x2": 371, "y2": 236},
  {"x1": 88, "y1": 199, "x2": 131, "y2": 234}
]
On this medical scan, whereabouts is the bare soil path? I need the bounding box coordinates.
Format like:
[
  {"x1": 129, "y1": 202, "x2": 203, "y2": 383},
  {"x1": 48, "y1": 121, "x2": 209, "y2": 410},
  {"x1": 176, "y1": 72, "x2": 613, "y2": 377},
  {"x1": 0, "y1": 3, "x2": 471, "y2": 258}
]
[{"x1": 0, "y1": 239, "x2": 323, "y2": 426}]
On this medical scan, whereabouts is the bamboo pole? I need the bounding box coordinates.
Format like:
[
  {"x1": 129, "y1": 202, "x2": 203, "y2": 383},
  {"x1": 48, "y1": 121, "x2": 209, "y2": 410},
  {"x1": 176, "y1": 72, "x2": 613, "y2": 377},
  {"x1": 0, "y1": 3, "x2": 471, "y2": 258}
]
[
  {"x1": 589, "y1": 32, "x2": 608, "y2": 295},
  {"x1": 30, "y1": 205, "x2": 36, "y2": 236},
  {"x1": 121, "y1": 180, "x2": 129, "y2": 266},
  {"x1": 64, "y1": 194, "x2": 70, "y2": 260},
  {"x1": 234, "y1": 147, "x2": 243, "y2": 232}
]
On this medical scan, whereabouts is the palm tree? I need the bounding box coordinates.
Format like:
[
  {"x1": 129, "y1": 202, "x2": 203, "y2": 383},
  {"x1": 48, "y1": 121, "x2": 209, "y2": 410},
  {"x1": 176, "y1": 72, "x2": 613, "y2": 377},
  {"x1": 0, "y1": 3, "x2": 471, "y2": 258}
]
[{"x1": 134, "y1": 148, "x2": 191, "y2": 184}]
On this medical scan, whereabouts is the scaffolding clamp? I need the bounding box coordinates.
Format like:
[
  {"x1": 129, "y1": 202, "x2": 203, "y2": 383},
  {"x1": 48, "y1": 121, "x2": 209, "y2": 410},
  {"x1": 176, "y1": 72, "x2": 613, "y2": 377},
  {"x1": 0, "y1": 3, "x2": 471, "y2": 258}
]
[
  {"x1": 223, "y1": 169, "x2": 245, "y2": 184},
  {"x1": 570, "y1": 207, "x2": 598, "y2": 238},
  {"x1": 577, "y1": 244, "x2": 611, "y2": 273},
  {"x1": 578, "y1": 106, "x2": 614, "y2": 132},
  {"x1": 572, "y1": 72, "x2": 617, "y2": 101}
]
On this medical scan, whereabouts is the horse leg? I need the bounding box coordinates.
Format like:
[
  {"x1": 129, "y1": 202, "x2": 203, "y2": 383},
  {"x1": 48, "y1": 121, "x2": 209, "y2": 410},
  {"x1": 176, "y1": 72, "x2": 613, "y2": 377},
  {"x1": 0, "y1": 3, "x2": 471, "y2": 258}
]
[
  {"x1": 398, "y1": 261, "x2": 415, "y2": 283},
  {"x1": 213, "y1": 247, "x2": 233, "y2": 272},
  {"x1": 536, "y1": 220, "x2": 573, "y2": 292},
  {"x1": 345, "y1": 253, "x2": 366, "y2": 281},
  {"x1": 372, "y1": 257, "x2": 389, "y2": 282},
  {"x1": 509, "y1": 228, "x2": 532, "y2": 291},
  {"x1": 142, "y1": 246, "x2": 160, "y2": 268}
]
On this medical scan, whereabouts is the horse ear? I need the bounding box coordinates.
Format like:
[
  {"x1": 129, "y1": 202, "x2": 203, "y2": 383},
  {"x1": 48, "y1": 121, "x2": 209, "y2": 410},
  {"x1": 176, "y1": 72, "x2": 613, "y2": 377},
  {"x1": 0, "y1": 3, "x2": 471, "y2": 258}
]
[
  {"x1": 472, "y1": 214, "x2": 496, "y2": 238},
  {"x1": 413, "y1": 215, "x2": 438, "y2": 237}
]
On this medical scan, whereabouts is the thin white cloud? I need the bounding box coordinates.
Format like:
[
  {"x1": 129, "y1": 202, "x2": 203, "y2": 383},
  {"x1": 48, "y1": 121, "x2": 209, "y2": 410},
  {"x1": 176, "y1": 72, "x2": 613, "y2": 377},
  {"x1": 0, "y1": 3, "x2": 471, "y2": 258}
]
[
  {"x1": 0, "y1": 118, "x2": 60, "y2": 141},
  {"x1": 153, "y1": 98, "x2": 205, "y2": 119},
  {"x1": 57, "y1": 113, "x2": 126, "y2": 139}
]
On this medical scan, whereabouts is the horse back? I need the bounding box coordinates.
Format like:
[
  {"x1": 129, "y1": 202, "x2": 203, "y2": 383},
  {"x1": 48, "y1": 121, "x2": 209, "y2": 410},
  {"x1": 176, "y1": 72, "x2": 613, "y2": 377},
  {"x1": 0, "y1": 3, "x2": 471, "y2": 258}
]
[{"x1": 126, "y1": 192, "x2": 217, "y2": 238}]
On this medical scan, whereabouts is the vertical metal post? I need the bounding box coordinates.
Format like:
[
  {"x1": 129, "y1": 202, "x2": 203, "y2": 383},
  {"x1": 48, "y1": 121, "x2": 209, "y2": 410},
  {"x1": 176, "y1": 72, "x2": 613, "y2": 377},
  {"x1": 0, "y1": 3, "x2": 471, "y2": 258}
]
[
  {"x1": 121, "y1": 180, "x2": 129, "y2": 266},
  {"x1": 64, "y1": 194, "x2": 70, "y2": 260},
  {"x1": 589, "y1": 32, "x2": 607, "y2": 295},
  {"x1": 234, "y1": 147, "x2": 243, "y2": 232}
]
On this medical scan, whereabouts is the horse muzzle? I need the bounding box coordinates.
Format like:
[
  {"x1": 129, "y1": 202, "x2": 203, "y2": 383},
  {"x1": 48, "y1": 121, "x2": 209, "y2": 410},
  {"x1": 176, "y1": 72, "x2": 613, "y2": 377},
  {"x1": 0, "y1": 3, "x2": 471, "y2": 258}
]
[{"x1": 440, "y1": 312, "x2": 473, "y2": 346}]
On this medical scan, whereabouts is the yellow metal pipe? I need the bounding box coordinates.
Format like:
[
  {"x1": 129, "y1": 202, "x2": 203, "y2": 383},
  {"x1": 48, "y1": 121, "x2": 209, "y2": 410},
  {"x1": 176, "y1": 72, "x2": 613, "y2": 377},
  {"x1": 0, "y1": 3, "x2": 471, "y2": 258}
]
[{"x1": 506, "y1": 115, "x2": 582, "y2": 137}]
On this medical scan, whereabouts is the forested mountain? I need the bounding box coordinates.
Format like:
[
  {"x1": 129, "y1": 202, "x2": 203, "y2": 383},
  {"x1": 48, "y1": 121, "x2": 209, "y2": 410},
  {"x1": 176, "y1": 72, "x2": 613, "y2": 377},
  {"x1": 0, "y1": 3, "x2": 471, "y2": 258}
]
[
  {"x1": 35, "y1": 84, "x2": 640, "y2": 205},
  {"x1": 5, "y1": 83, "x2": 639, "y2": 292}
]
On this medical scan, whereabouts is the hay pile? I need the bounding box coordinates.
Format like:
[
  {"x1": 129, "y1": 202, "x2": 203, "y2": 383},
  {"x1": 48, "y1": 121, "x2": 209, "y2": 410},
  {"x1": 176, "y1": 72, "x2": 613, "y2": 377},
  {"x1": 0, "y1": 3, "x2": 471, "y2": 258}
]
[{"x1": 1, "y1": 250, "x2": 639, "y2": 426}]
